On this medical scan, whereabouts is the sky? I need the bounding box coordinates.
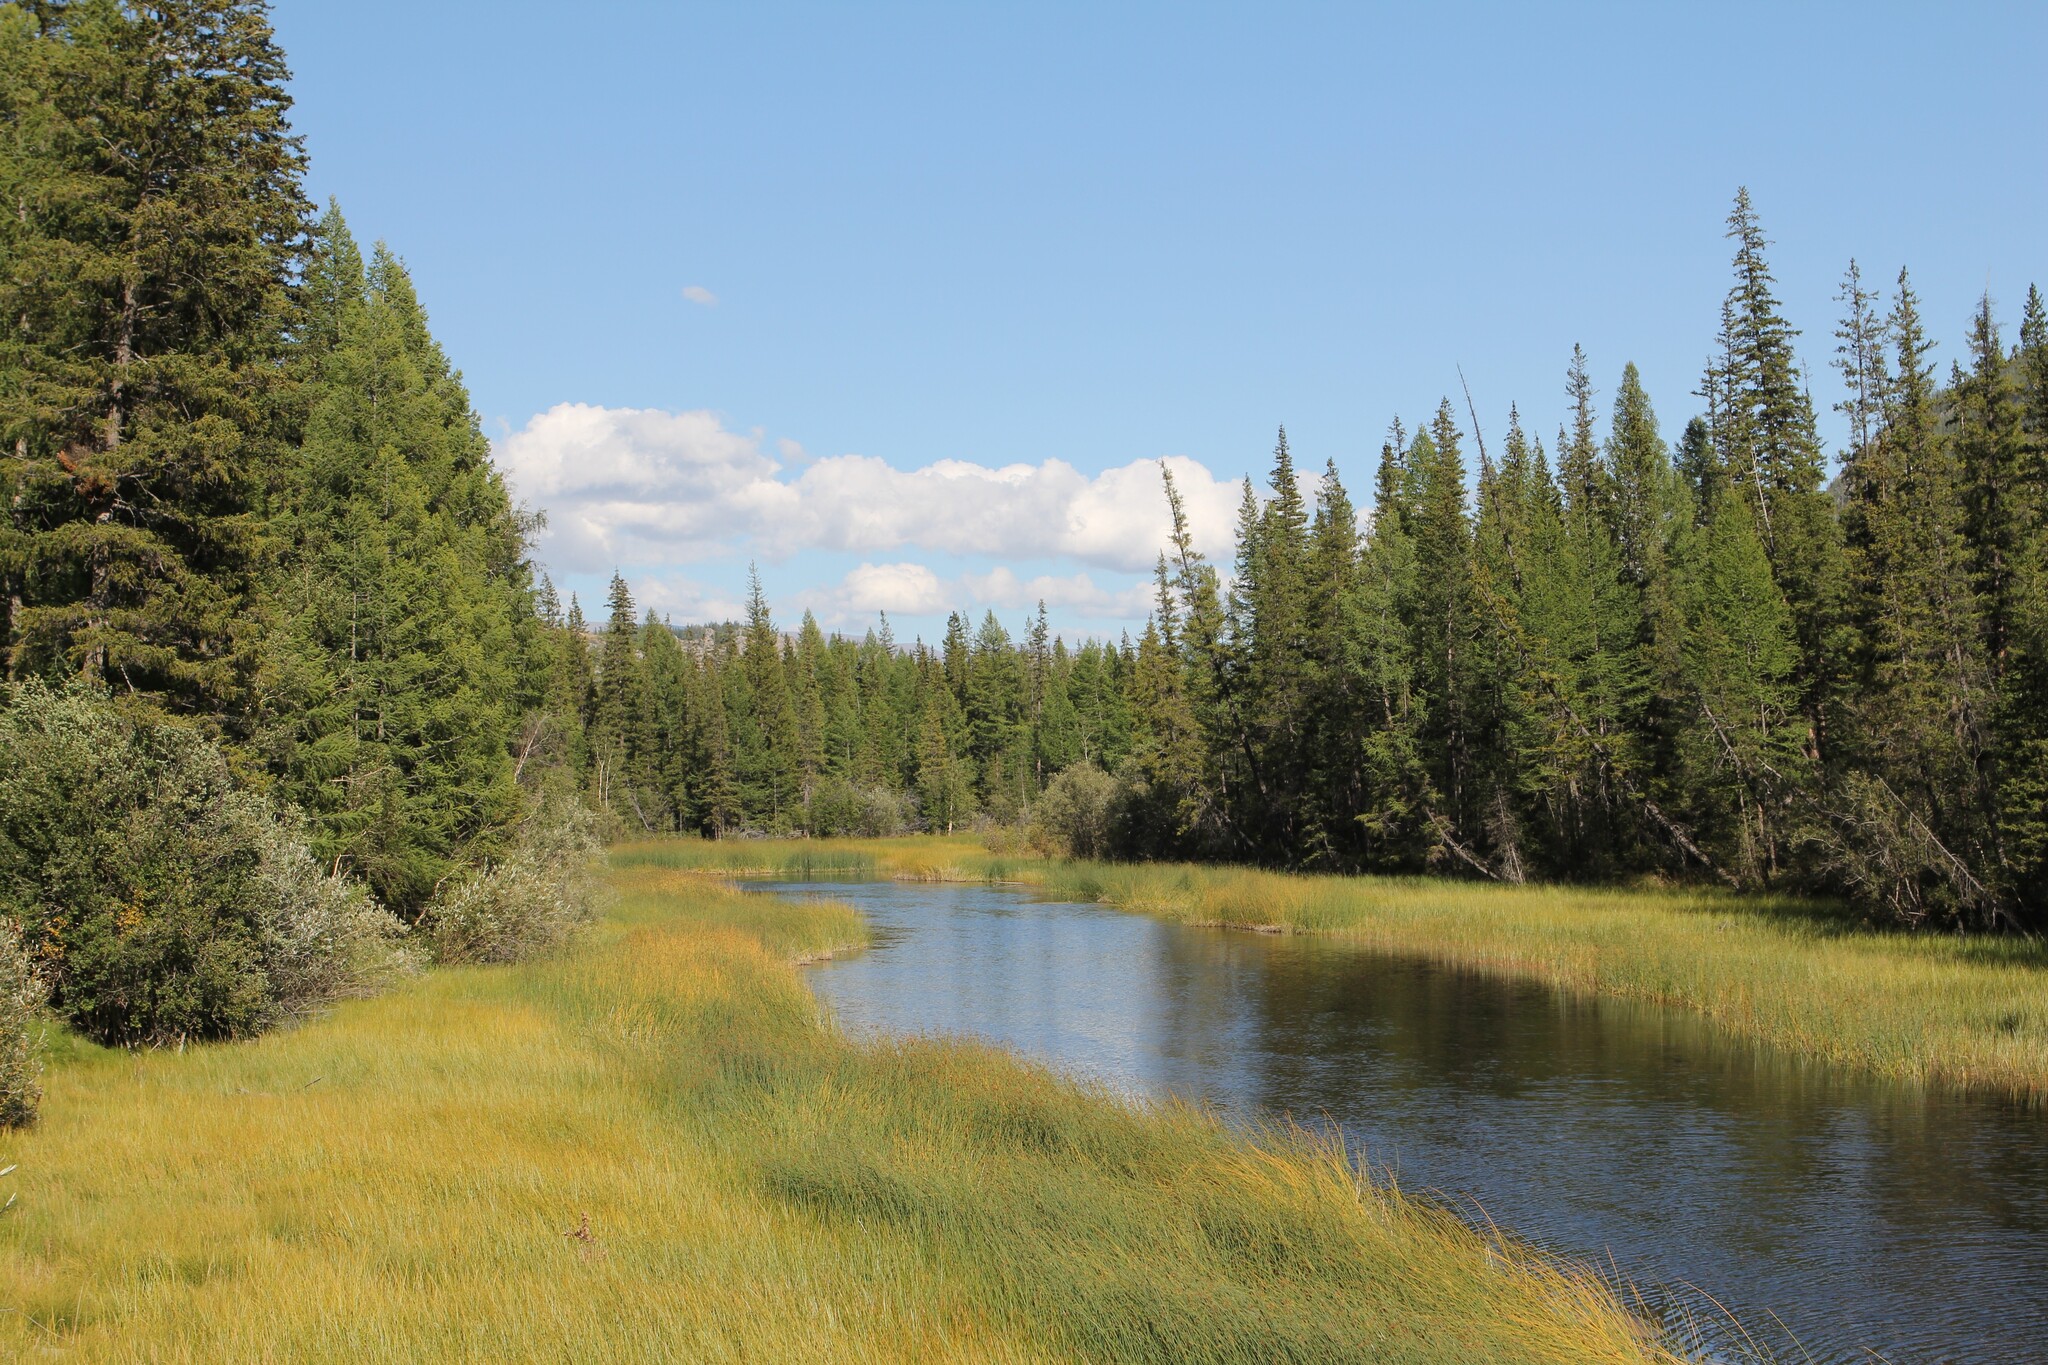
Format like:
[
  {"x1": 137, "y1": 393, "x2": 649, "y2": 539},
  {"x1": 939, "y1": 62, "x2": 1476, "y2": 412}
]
[{"x1": 273, "y1": 1, "x2": 2047, "y2": 644}]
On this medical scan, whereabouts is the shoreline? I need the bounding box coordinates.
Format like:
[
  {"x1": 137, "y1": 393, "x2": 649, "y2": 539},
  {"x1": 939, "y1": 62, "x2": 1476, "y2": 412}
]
[
  {"x1": 616, "y1": 835, "x2": 2048, "y2": 1103},
  {"x1": 0, "y1": 859, "x2": 1675, "y2": 1362}
]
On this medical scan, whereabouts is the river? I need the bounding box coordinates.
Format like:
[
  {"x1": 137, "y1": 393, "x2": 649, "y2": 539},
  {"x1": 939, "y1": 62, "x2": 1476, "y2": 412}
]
[{"x1": 754, "y1": 877, "x2": 2048, "y2": 1364}]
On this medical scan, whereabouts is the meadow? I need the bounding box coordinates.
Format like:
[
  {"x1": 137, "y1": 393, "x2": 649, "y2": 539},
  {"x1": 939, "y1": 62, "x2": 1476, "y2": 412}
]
[
  {"x1": 620, "y1": 836, "x2": 2048, "y2": 1100},
  {"x1": 0, "y1": 860, "x2": 1671, "y2": 1363}
]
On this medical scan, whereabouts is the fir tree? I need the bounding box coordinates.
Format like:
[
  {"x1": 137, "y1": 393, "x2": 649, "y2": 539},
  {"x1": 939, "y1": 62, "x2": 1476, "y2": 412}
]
[
  {"x1": 1711, "y1": 189, "x2": 1846, "y2": 754},
  {"x1": 1821, "y1": 271, "x2": 1998, "y2": 924},
  {"x1": 2, "y1": 0, "x2": 309, "y2": 721},
  {"x1": 1406, "y1": 402, "x2": 1484, "y2": 866},
  {"x1": 737, "y1": 568, "x2": 799, "y2": 830},
  {"x1": 260, "y1": 218, "x2": 524, "y2": 912}
]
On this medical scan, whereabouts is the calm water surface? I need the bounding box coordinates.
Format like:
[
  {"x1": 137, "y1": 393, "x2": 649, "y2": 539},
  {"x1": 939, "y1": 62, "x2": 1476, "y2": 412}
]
[{"x1": 758, "y1": 878, "x2": 2048, "y2": 1364}]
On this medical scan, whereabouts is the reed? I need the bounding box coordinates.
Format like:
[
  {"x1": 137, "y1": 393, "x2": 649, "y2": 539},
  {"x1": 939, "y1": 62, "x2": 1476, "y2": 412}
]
[
  {"x1": 0, "y1": 862, "x2": 1674, "y2": 1363},
  {"x1": 618, "y1": 836, "x2": 2048, "y2": 1100}
]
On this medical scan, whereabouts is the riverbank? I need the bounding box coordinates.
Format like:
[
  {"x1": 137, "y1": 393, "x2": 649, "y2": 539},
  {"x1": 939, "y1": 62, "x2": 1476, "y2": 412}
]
[
  {"x1": 618, "y1": 836, "x2": 2048, "y2": 1100},
  {"x1": 0, "y1": 863, "x2": 1668, "y2": 1362}
]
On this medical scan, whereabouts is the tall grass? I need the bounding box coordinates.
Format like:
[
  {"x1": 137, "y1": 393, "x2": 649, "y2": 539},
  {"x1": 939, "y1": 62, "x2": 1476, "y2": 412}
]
[
  {"x1": 623, "y1": 836, "x2": 2048, "y2": 1100},
  {"x1": 613, "y1": 833, "x2": 1003, "y2": 883},
  {"x1": 0, "y1": 862, "x2": 1674, "y2": 1363}
]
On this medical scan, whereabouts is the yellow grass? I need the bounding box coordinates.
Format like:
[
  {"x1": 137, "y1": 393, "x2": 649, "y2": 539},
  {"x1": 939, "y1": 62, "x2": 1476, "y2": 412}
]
[
  {"x1": 0, "y1": 861, "x2": 1673, "y2": 1363},
  {"x1": 619, "y1": 836, "x2": 2048, "y2": 1100}
]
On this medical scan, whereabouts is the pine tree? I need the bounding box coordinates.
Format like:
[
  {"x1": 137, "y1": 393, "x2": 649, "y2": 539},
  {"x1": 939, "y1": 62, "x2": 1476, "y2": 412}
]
[
  {"x1": 1299, "y1": 457, "x2": 1363, "y2": 863},
  {"x1": 1711, "y1": 191, "x2": 1848, "y2": 757},
  {"x1": 1954, "y1": 296, "x2": 2026, "y2": 673},
  {"x1": 1832, "y1": 260, "x2": 1890, "y2": 464},
  {"x1": 1999, "y1": 286, "x2": 2048, "y2": 918},
  {"x1": 638, "y1": 613, "x2": 691, "y2": 830},
  {"x1": 260, "y1": 218, "x2": 525, "y2": 912},
  {"x1": 1405, "y1": 402, "x2": 1486, "y2": 868},
  {"x1": 1673, "y1": 484, "x2": 1806, "y2": 881},
  {"x1": 1821, "y1": 271, "x2": 1998, "y2": 924},
  {"x1": 736, "y1": 568, "x2": 798, "y2": 830},
  {"x1": 1025, "y1": 600, "x2": 1052, "y2": 780},
  {"x1": 1037, "y1": 637, "x2": 1083, "y2": 775},
  {"x1": 2, "y1": 0, "x2": 309, "y2": 722},
  {"x1": 1227, "y1": 428, "x2": 1318, "y2": 854},
  {"x1": 965, "y1": 610, "x2": 1028, "y2": 814},
  {"x1": 792, "y1": 611, "x2": 829, "y2": 812},
  {"x1": 589, "y1": 575, "x2": 654, "y2": 830},
  {"x1": 1605, "y1": 365, "x2": 1693, "y2": 857},
  {"x1": 1346, "y1": 428, "x2": 1434, "y2": 869},
  {"x1": 914, "y1": 661, "x2": 973, "y2": 832}
]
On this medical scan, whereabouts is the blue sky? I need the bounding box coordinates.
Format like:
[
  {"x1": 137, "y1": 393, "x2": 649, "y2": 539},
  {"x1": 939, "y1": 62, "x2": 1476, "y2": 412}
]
[{"x1": 275, "y1": 1, "x2": 2046, "y2": 643}]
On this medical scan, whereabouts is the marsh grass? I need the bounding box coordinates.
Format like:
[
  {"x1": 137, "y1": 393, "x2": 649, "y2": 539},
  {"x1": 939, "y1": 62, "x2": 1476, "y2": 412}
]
[
  {"x1": 0, "y1": 862, "x2": 1674, "y2": 1363},
  {"x1": 619, "y1": 837, "x2": 2048, "y2": 1100}
]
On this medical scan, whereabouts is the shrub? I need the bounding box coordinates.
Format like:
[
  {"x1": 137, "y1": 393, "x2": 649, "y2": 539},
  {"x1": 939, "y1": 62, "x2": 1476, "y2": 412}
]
[
  {"x1": 805, "y1": 778, "x2": 909, "y2": 838},
  {"x1": 980, "y1": 821, "x2": 1031, "y2": 856},
  {"x1": 1028, "y1": 763, "x2": 1122, "y2": 859},
  {"x1": 429, "y1": 787, "x2": 605, "y2": 964},
  {"x1": 248, "y1": 813, "x2": 420, "y2": 1022},
  {"x1": 0, "y1": 682, "x2": 411, "y2": 1045},
  {"x1": 0, "y1": 918, "x2": 47, "y2": 1128}
]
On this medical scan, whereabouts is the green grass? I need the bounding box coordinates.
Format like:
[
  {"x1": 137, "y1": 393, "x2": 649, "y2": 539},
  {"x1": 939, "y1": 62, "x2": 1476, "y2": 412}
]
[
  {"x1": 619, "y1": 836, "x2": 2048, "y2": 1100},
  {"x1": 0, "y1": 860, "x2": 1673, "y2": 1363}
]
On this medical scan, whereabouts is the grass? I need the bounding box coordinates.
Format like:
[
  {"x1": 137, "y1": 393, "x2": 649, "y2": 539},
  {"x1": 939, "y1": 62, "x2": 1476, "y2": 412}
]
[
  {"x1": 618, "y1": 836, "x2": 2048, "y2": 1100},
  {"x1": 0, "y1": 860, "x2": 1674, "y2": 1363}
]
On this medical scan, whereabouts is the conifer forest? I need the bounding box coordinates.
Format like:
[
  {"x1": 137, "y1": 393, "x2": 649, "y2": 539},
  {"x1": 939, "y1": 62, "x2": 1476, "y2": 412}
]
[
  {"x1": 5, "y1": 2, "x2": 2048, "y2": 953},
  {"x1": 6, "y1": 5, "x2": 2048, "y2": 1363}
]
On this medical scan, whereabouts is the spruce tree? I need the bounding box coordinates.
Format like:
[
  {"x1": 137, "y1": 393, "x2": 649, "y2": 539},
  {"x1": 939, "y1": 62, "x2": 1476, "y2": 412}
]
[
  {"x1": 736, "y1": 569, "x2": 798, "y2": 829},
  {"x1": 2, "y1": 0, "x2": 308, "y2": 722},
  {"x1": 793, "y1": 611, "x2": 829, "y2": 811},
  {"x1": 1037, "y1": 638, "x2": 1083, "y2": 775},
  {"x1": 1347, "y1": 429, "x2": 1434, "y2": 869},
  {"x1": 1711, "y1": 189, "x2": 1847, "y2": 754},
  {"x1": 1999, "y1": 286, "x2": 2048, "y2": 920},
  {"x1": 1821, "y1": 272, "x2": 1998, "y2": 924},
  {"x1": 1954, "y1": 296, "x2": 2026, "y2": 672},
  {"x1": 1405, "y1": 403, "x2": 1485, "y2": 866},
  {"x1": 639, "y1": 613, "x2": 692, "y2": 830},
  {"x1": 590, "y1": 574, "x2": 653, "y2": 829},
  {"x1": 261, "y1": 218, "x2": 525, "y2": 912},
  {"x1": 1674, "y1": 484, "x2": 1806, "y2": 881}
]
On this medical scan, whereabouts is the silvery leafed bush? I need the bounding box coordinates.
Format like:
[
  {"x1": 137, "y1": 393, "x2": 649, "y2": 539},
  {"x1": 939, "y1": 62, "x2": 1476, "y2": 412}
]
[
  {"x1": 428, "y1": 786, "x2": 605, "y2": 965},
  {"x1": 0, "y1": 917, "x2": 47, "y2": 1128},
  {"x1": 1029, "y1": 763, "x2": 1123, "y2": 860},
  {"x1": 0, "y1": 682, "x2": 414, "y2": 1046}
]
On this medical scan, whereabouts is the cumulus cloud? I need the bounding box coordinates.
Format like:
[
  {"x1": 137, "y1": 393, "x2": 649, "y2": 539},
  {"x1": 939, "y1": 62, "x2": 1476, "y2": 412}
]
[
  {"x1": 959, "y1": 567, "x2": 1154, "y2": 619},
  {"x1": 810, "y1": 562, "x2": 951, "y2": 620},
  {"x1": 633, "y1": 572, "x2": 748, "y2": 623},
  {"x1": 681, "y1": 284, "x2": 718, "y2": 307},
  {"x1": 790, "y1": 563, "x2": 1154, "y2": 631},
  {"x1": 496, "y1": 402, "x2": 1242, "y2": 576}
]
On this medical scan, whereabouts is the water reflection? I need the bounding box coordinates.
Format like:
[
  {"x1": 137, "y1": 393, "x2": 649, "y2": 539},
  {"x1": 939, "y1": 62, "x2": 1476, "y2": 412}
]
[{"x1": 763, "y1": 879, "x2": 2048, "y2": 1364}]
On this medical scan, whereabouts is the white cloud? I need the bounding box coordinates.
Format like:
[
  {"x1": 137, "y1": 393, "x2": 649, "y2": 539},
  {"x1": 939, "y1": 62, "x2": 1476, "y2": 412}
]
[
  {"x1": 633, "y1": 572, "x2": 748, "y2": 623},
  {"x1": 959, "y1": 567, "x2": 1154, "y2": 618},
  {"x1": 681, "y1": 284, "x2": 718, "y2": 307},
  {"x1": 496, "y1": 402, "x2": 1243, "y2": 576},
  {"x1": 812, "y1": 562, "x2": 951, "y2": 620},
  {"x1": 795, "y1": 563, "x2": 1154, "y2": 631}
]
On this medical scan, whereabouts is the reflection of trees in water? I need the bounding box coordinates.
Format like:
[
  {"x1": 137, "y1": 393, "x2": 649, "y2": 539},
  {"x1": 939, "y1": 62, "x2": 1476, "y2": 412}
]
[
  {"x1": 818, "y1": 887, "x2": 2048, "y2": 1363},
  {"x1": 1144, "y1": 924, "x2": 2048, "y2": 1362}
]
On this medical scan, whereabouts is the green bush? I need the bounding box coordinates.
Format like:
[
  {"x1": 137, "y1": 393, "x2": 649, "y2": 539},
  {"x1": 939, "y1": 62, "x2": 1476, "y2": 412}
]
[
  {"x1": 0, "y1": 917, "x2": 47, "y2": 1128},
  {"x1": 1028, "y1": 763, "x2": 1122, "y2": 859},
  {"x1": 429, "y1": 786, "x2": 605, "y2": 964},
  {"x1": 247, "y1": 812, "x2": 420, "y2": 1022},
  {"x1": 805, "y1": 778, "x2": 909, "y2": 838},
  {"x1": 0, "y1": 683, "x2": 412, "y2": 1045}
]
